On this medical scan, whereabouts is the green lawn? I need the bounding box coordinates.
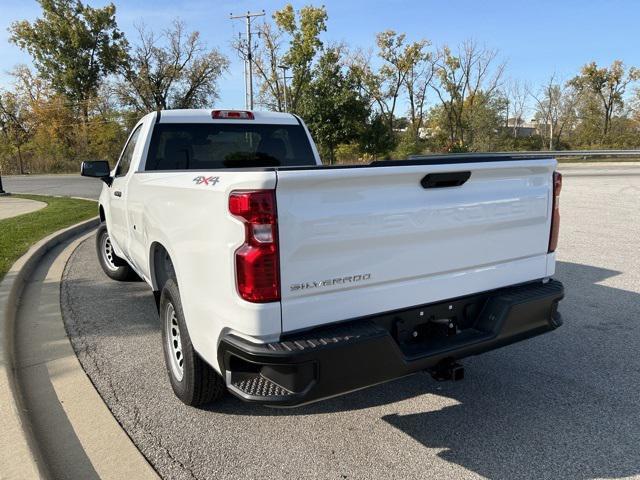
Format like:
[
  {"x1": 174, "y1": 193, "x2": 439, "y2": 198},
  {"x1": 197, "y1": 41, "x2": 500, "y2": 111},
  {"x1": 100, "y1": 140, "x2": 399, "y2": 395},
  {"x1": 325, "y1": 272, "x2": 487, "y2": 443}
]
[{"x1": 0, "y1": 194, "x2": 97, "y2": 279}]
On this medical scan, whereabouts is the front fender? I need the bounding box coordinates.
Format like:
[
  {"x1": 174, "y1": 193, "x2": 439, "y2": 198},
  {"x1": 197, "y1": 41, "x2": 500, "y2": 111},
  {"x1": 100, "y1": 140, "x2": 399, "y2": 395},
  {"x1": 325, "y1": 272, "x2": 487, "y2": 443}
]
[{"x1": 98, "y1": 186, "x2": 127, "y2": 258}]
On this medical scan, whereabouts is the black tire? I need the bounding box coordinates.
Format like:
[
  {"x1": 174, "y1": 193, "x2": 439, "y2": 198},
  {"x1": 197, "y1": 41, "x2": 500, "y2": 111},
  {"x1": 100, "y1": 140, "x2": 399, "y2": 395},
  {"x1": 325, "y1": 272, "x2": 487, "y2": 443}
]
[
  {"x1": 160, "y1": 279, "x2": 225, "y2": 406},
  {"x1": 95, "y1": 224, "x2": 136, "y2": 281}
]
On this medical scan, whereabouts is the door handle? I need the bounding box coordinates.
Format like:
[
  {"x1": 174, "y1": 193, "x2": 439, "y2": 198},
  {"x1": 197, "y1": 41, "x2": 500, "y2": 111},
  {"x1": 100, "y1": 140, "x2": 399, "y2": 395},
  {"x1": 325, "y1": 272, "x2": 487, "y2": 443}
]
[
  {"x1": 421, "y1": 171, "x2": 471, "y2": 189},
  {"x1": 114, "y1": 190, "x2": 122, "y2": 197}
]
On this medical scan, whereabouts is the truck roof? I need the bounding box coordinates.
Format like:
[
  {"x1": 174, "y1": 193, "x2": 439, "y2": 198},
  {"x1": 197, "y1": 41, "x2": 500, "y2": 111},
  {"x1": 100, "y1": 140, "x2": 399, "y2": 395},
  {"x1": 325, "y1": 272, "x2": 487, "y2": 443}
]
[{"x1": 156, "y1": 109, "x2": 300, "y2": 125}]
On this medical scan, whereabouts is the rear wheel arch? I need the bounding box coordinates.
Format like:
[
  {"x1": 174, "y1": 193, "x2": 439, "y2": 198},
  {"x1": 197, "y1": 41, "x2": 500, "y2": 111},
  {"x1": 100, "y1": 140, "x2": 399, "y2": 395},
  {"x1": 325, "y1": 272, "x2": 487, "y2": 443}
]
[{"x1": 150, "y1": 242, "x2": 176, "y2": 294}]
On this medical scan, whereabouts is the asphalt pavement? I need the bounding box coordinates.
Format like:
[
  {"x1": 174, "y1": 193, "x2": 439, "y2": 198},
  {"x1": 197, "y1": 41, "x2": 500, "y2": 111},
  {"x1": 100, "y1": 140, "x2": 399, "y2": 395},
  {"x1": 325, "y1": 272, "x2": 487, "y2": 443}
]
[{"x1": 60, "y1": 171, "x2": 640, "y2": 479}]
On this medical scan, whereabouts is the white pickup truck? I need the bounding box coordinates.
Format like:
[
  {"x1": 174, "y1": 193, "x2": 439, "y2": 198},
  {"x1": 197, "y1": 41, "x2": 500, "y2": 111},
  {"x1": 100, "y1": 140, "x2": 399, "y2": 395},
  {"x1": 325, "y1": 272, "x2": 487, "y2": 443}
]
[{"x1": 81, "y1": 109, "x2": 564, "y2": 407}]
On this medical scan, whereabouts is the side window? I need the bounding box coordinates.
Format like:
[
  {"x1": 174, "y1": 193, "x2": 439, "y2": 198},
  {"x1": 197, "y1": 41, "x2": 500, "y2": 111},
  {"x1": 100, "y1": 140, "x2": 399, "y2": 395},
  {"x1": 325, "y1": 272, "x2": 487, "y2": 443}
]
[{"x1": 115, "y1": 125, "x2": 143, "y2": 177}]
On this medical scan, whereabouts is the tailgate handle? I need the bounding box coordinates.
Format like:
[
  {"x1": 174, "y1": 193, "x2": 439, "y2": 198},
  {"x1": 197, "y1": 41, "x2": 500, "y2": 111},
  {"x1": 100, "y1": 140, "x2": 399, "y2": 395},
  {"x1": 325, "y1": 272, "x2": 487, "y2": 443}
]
[{"x1": 421, "y1": 171, "x2": 471, "y2": 189}]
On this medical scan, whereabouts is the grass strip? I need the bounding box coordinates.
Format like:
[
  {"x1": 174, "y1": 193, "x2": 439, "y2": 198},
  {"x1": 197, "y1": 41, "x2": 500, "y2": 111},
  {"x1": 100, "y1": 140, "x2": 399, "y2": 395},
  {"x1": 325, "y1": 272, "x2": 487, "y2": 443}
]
[{"x1": 0, "y1": 194, "x2": 97, "y2": 279}]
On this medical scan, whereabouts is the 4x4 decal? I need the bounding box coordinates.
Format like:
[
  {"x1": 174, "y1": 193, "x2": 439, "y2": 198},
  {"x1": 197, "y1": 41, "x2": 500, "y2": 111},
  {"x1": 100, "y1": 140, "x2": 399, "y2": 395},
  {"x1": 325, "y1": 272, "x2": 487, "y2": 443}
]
[{"x1": 193, "y1": 175, "x2": 220, "y2": 186}]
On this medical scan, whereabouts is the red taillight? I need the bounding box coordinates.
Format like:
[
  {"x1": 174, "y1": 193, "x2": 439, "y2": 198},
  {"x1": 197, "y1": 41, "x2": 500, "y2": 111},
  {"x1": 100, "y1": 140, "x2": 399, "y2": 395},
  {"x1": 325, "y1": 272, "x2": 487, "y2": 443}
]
[
  {"x1": 229, "y1": 190, "x2": 280, "y2": 302},
  {"x1": 548, "y1": 171, "x2": 562, "y2": 253},
  {"x1": 212, "y1": 110, "x2": 254, "y2": 120}
]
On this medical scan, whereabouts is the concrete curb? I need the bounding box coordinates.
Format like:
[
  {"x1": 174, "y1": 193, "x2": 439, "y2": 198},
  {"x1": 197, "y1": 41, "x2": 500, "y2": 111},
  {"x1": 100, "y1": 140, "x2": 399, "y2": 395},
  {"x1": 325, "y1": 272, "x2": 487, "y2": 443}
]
[{"x1": 0, "y1": 216, "x2": 100, "y2": 479}]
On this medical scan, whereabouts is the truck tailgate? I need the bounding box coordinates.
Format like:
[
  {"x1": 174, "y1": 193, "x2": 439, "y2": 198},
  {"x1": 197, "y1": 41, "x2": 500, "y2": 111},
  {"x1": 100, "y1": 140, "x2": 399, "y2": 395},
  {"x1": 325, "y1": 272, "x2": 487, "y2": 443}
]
[{"x1": 276, "y1": 159, "x2": 556, "y2": 333}]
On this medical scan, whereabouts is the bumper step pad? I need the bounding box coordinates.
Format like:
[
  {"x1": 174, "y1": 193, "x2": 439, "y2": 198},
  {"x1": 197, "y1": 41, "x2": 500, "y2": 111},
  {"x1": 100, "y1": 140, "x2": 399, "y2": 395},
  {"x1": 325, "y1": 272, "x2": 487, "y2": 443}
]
[{"x1": 230, "y1": 373, "x2": 293, "y2": 398}]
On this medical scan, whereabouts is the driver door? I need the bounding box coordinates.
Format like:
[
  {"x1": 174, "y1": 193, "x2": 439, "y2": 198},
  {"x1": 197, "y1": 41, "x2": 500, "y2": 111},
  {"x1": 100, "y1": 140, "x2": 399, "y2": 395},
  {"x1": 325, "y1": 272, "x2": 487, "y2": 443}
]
[{"x1": 107, "y1": 124, "x2": 143, "y2": 258}]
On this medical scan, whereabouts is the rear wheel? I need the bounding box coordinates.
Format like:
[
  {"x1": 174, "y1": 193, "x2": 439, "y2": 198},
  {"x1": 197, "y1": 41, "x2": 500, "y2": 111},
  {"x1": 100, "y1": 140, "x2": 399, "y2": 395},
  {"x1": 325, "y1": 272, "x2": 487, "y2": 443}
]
[
  {"x1": 96, "y1": 224, "x2": 136, "y2": 281},
  {"x1": 160, "y1": 279, "x2": 225, "y2": 406}
]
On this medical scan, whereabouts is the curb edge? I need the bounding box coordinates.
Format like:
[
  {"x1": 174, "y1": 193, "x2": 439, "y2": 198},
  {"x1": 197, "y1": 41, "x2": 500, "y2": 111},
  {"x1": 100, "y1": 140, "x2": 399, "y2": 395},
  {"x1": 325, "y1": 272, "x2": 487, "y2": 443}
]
[{"x1": 0, "y1": 216, "x2": 100, "y2": 480}]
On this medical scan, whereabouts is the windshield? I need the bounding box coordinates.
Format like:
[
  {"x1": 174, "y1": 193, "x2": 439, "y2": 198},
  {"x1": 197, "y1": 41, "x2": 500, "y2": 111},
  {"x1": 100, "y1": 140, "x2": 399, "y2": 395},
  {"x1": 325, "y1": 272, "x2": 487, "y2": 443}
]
[{"x1": 145, "y1": 123, "x2": 317, "y2": 170}]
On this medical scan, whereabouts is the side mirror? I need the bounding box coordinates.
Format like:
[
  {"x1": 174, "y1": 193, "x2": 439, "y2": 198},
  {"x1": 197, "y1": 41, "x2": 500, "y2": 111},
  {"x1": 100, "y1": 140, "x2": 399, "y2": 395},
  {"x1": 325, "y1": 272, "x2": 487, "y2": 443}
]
[{"x1": 81, "y1": 161, "x2": 112, "y2": 186}]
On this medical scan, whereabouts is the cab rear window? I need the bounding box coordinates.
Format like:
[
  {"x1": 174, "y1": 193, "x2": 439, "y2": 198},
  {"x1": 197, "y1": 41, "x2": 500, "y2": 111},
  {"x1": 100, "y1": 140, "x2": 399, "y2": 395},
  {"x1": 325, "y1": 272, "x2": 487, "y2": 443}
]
[{"x1": 144, "y1": 123, "x2": 316, "y2": 170}]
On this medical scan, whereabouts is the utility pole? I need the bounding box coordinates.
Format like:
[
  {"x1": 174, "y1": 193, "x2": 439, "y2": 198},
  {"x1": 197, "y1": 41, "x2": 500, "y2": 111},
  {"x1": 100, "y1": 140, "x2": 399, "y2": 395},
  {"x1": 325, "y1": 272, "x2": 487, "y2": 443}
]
[
  {"x1": 230, "y1": 10, "x2": 265, "y2": 110},
  {"x1": 278, "y1": 65, "x2": 291, "y2": 112}
]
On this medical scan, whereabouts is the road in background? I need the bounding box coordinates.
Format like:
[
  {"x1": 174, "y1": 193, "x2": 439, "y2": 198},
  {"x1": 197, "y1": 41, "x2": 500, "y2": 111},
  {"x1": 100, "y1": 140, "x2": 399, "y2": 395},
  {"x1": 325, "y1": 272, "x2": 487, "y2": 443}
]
[
  {"x1": 2, "y1": 175, "x2": 102, "y2": 200},
  {"x1": 3, "y1": 163, "x2": 640, "y2": 202},
  {"x1": 558, "y1": 163, "x2": 640, "y2": 176},
  {"x1": 60, "y1": 172, "x2": 640, "y2": 479}
]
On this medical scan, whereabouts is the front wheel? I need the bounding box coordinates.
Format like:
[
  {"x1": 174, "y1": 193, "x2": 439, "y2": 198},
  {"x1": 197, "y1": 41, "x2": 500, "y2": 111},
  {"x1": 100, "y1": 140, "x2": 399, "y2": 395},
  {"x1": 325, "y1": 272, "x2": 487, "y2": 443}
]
[
  {"x1": 95, "y1": 224, "x2": 136, "y2": 281},
  {"x1": 160, "y1": 279, "x2": 225, "y2": 406}
]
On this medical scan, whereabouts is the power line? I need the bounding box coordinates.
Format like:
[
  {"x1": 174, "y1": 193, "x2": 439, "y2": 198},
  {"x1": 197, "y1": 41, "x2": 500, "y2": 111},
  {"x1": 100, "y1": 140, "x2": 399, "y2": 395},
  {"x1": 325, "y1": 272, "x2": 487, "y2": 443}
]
[{"x1": 230, "y1": 10, "x2": 265, "y2": 110}]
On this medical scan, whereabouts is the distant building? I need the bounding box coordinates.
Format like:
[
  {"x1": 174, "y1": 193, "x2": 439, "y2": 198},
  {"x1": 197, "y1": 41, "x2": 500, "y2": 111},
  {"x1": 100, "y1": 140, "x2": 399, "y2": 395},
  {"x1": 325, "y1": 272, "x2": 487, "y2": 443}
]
[
  {"x1": 506, "y1": 117, "x2": 538, "y2": 137},
  {"x1": 392, "y1": 125, "x2": 432, "y2": 139}
]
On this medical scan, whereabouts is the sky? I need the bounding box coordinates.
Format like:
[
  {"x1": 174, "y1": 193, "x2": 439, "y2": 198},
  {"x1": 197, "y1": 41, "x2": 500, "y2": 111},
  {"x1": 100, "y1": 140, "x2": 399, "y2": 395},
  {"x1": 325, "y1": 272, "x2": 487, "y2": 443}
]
[{"x1": 1, "y1": 0, "x2": 638, "y2": 116}]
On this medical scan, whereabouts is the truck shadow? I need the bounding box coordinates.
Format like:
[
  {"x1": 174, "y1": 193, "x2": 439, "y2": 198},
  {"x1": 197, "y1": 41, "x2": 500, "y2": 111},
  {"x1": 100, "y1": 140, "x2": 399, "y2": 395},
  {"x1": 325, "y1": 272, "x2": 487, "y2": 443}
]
[{"x1": 213, "y1": 260, "x2": 640, "y2": 479}]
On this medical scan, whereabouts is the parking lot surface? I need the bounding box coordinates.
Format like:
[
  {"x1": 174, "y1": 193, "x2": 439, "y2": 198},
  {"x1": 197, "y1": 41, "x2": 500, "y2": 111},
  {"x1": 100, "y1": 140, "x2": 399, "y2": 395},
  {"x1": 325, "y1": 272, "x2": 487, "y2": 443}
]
[{"x1": 61, "y1": 172, "x2": 640, "y2": 480}]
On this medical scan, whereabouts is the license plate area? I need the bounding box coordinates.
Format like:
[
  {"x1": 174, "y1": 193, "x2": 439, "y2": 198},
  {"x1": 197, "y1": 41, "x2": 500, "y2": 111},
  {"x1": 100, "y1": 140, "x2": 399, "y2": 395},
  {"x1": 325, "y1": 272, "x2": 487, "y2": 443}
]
[{"x1": 389, "y1": 292, "x2": 490, "y2": 350}]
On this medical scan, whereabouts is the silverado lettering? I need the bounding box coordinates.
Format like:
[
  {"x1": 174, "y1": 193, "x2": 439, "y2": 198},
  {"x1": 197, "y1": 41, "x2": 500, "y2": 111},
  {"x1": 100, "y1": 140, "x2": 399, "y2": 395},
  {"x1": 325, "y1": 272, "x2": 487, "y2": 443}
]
[{"x1": 290, "y1": 273, "x2": 372, "y2": 292}]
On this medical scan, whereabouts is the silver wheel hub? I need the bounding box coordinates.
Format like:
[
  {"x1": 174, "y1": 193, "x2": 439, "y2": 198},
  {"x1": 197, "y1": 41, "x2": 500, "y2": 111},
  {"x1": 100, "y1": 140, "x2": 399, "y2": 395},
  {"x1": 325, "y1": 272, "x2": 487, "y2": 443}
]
[
  {"x1": 165, "y1": 303, "x2": 184, "y2": 381},
  {"x1": 101, "y1": 233, "x2": 118, "y2": 271}
]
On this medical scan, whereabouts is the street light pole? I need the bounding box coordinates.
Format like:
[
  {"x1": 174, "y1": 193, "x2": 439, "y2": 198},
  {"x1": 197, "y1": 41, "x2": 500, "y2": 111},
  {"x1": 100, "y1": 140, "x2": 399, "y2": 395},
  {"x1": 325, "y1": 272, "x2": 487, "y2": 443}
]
[
  {"x1": 278, "y1": 65, "x2": 290, "y2": 112},
  {"x1": 230, "y1": 10, "x2": 265, "y2": 110}
]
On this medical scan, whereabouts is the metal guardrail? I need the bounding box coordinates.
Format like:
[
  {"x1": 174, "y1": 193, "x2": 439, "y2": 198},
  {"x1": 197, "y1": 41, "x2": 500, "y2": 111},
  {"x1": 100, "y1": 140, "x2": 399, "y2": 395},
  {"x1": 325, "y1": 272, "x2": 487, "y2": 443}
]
[{"x1": 409, "y1": 150, "x2": 640, "y2": 160}]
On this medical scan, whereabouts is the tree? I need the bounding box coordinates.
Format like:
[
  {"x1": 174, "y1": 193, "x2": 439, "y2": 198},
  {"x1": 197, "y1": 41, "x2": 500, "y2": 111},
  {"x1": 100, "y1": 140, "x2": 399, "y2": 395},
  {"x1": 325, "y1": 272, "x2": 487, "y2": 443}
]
[
  {"x1": 466, "y1": 91, "x2": 507, "y2": 151},
  {"x1": 297, "y1": 48, "x2": 370, "y2": 164},
  {"x1": 404, "y1": 45, "x2": 437, "y2": 141},
  {"x1": 430, "y1": 40, "x2": 505, "y2": 148},
  {"x1": 503, "y1": 79, "x2": 529, "y2": 137},
  {"x1": 242, "y1": 4, "x2": 327, "y2": 112},
  {"x1": 0, "y1": 90, "x2": 32, "y2": 174},
  {"x1": 10, "y1": 0, "x2": 127, "y2": 120},
  {"x1": 569, "y1": 60, "x2": 640, "y2": 140},
  {"x1": 0, "y1": 64, "x2": 127, "y2": 174},
  {"x1": 239, "y1": 22, "x2": 287, "y2": 111},
  {"x1": 358, "y1": 114, "x2": 395, "y2": 159},
  {"x1": 275, "y1": 5, "x2": 327, "y2": 112},
  {"x1": 351, "y1": 31, "x2": 431, "y2": 139},
  {"x1": 531, "y1": 74, "x2": 578, "y2": 149},
  {"x1": 117, "y1": 21, "x2": 228, "y2": 112},
  {"x1": 0, "y1": 66, "x2": 50, "y2": 174}
]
